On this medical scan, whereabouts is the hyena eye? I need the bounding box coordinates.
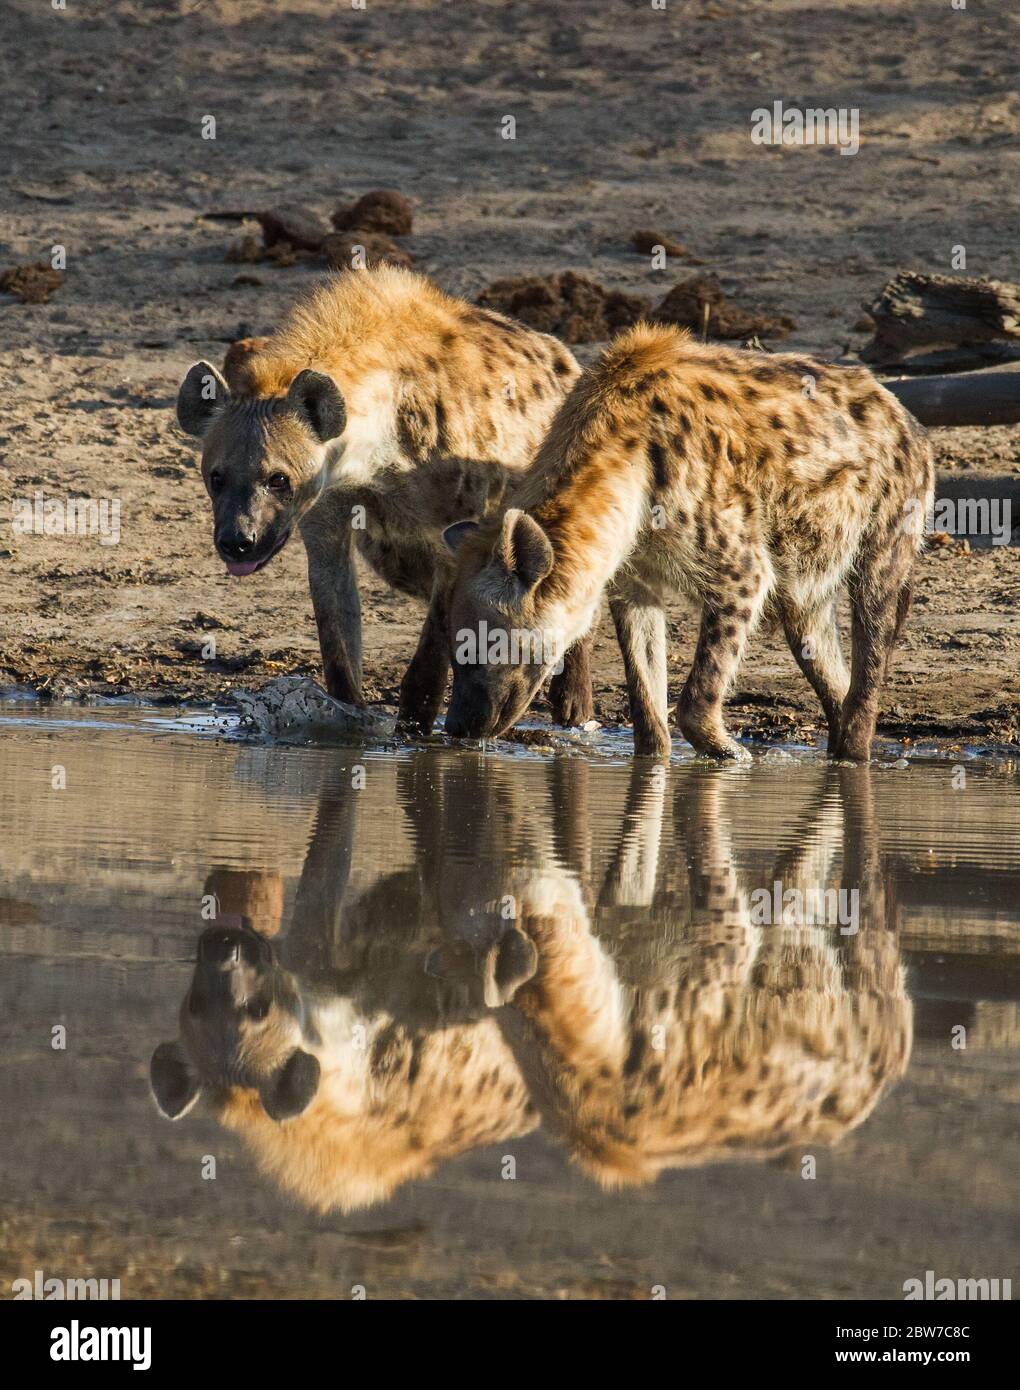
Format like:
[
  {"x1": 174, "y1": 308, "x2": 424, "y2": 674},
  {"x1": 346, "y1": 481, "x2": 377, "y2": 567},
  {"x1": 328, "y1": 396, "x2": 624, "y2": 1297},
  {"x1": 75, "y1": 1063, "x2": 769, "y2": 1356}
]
[
  {"x1": 208, "y1": 471, "x2": 224, "y2": 494},
  {"x1": 245, "y1": 998, "x2": 271, "y2": 1022},
  {"x1": 266, "y1": 473, "x2": 291, "y2": 494}
]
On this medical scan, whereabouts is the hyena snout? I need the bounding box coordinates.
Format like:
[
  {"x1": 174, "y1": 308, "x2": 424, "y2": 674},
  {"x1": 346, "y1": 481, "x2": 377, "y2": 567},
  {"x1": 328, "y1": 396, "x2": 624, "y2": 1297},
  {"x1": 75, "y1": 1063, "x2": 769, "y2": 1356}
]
[
  {"x1": 188, "y1": 924, "x2": 276, "y2": 1014},
  {"x1": 446, "y1": 669, "x2": 540, "y2": 739},
  {"x1": 197, "y1": 923, "x2": 273, "y2": 969},
  {"x1": 215, "y1": 525, "x2": 258, "y2": 562}
]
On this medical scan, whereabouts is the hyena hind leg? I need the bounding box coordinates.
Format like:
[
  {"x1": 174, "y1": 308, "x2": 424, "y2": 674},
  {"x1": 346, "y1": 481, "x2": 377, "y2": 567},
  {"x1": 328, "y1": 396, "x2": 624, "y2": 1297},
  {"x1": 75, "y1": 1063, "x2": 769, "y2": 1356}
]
[
  {"x1": 547, "y1": 632, "x2": 595, "y2": 727},
  {"x1": 780, "y1": 594, "x2": 850, "y2": 751},
  {"x1": 609, "y1": 588, "x2": 670, "y2": 757},
  {"x1": 885, "y1": 580, "x2": 913, "y2": 683},
  {"x1": 832, "y1": 539, "x2": 915, "y2": 762}
]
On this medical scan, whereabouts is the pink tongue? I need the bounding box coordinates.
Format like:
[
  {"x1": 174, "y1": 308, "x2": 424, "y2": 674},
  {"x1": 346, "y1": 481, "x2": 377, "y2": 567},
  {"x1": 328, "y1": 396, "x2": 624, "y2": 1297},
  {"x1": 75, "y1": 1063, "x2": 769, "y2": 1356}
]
[{"x1": 225, "y1": 560, "x2": 260, "y2": 577}]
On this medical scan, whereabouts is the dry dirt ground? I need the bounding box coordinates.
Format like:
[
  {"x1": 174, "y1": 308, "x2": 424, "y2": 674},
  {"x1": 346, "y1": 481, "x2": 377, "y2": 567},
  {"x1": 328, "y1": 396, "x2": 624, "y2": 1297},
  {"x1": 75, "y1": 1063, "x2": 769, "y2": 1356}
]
[{"x1": 2, "y1": 0, "x2": 1019, "y2": 747}]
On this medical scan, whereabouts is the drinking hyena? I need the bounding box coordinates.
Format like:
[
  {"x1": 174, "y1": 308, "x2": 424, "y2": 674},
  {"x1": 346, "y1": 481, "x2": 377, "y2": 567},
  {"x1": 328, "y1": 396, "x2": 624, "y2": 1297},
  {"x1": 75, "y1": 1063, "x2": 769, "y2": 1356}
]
[{"x1": 444, "y1": 323, "x2": 934, "y2": 760}]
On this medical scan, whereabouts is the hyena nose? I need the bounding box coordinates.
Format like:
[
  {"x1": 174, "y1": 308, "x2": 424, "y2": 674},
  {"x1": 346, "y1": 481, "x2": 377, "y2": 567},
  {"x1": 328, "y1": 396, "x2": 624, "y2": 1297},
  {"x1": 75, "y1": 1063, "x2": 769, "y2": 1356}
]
[
  {"x1": 217, "y1": 530, "x2": 256, "y2": 560},
  {"x1": 198, "y1": 927, "x2": 244, "y2": 966}
]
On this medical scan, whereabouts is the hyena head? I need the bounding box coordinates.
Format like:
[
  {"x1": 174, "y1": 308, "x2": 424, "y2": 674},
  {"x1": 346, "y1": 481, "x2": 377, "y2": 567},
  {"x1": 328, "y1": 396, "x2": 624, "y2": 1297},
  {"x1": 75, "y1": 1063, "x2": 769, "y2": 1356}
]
[
  {"x1": 175, "y1": 361, "x2": 346, "y2": 576},
  {"x1": 443, "y1": 508, "x2": 567, "y2": 739},
  {"x1": 149, "y1": 921, "x2": 321, "y2": 1122}
]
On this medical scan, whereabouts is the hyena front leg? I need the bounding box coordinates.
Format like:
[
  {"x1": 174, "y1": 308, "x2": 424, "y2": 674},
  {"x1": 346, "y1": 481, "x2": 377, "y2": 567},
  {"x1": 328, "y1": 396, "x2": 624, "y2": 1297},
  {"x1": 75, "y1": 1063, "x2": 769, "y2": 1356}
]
[
  {"x1": 780, "y1": 594, "x2": 850, "y2": 751},
  {"x1": 547, "y1": 633, "x2": 595, "y2": 727},
  {"x1": 677, "y1": 551, "x2": 771, "y2": 760},
  {"x1": 398, "y1": 574, "x2": 452, "y2": 734},
  {"x1": 609, "y1": 583, "x2": 670, "y2": 757},
  {"x1": 299, "y1": 493, "x2": 363, "y2": 705}
]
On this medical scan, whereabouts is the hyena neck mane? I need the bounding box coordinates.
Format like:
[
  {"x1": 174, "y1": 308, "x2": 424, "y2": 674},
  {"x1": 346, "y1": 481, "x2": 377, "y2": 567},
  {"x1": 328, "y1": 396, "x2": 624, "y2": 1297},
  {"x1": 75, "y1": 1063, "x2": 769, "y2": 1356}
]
[
  {"x1": 507, "y1": 342, "x2": 659, "y2": 621},
  {"x1": 232, "y1": 266, "x2": 460, "y2": 400}
]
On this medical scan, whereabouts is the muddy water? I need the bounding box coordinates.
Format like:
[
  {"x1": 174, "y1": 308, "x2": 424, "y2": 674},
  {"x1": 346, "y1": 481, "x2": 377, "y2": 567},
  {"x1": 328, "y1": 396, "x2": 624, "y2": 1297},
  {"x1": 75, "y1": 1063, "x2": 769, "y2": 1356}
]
[{"x1": 0, "y1": 702, "x2": 1017, "y2": 1301}]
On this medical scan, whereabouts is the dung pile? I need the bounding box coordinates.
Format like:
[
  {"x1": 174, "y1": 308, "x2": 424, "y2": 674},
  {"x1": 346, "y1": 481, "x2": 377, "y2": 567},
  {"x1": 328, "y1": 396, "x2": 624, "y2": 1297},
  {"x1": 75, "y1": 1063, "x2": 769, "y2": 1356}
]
[
  {"x1": 220, "y1": 190, "x2": 415, "y2": 273},
  {"x1": 650, "y1": 273, "x2": 796, "y2": 340},
  {"x1": 476, "y1": 271, "x2": 648, "y2": 344},
  {"x1": 476, "y1": 270, "x2": 795, "y2": 345},
  {"x1": 0, "y1": 262, "x2": 64, "y2": 304}
]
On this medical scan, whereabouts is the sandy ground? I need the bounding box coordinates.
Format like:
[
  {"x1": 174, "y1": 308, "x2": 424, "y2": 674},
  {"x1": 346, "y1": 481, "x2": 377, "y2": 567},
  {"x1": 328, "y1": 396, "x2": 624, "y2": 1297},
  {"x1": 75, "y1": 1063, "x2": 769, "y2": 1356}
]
[{"x1": 1, "y1": 0, "x2": 1019, "y2": 746}]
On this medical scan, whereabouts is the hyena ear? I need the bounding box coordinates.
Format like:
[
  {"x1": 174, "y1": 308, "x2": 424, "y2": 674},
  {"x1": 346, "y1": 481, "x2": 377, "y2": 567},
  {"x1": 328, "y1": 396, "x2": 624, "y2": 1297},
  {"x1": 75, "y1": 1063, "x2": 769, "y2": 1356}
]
[
  {"x1": 258, "y1": 1048, "x2": 321, "y2": 1122},
  {"x1": 442, "y1": 520, "x2": 479, "y2": 555},
  {"x1": 149, "y1": 1041, "x2": 202, "y2": 1120},
  {"x1": 286, "y1": 369, "x2": 347, "y2": 443},
  {"x1": 176, "y1": 361, "x2": 230, "y2": 437},
  {"x1": 495, "y1": 508, "x2": 554, "y2": 590}
]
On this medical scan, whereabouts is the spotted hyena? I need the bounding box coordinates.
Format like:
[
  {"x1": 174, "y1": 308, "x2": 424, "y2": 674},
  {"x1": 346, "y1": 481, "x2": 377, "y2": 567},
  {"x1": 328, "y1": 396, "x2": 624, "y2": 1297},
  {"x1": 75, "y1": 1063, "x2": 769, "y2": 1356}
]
[
  {"x1": 444, "y1": 323, "x2": 934, "y2": 759},
  {"x1": 174, "y1": 267, "x2": 592, "y2": 731},
  {"x1": 428, "y1": 756, "x2": 911, "y2": 1187}
]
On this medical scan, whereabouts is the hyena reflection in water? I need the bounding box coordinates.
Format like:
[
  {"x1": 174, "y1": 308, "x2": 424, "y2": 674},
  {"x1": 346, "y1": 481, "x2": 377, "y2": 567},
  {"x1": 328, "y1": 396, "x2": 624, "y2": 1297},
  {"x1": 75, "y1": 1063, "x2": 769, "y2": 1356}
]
[
  {"x1": 430, "y1": 759, "x2": 913, "y2": 1186},
  {"x1": 150, "y1": 756, "x2": 911, "y2": 1210}
]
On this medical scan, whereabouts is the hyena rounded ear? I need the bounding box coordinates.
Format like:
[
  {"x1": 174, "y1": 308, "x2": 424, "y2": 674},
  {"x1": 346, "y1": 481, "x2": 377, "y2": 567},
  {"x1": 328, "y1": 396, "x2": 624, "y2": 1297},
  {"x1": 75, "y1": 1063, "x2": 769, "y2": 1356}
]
[
  {"x1": 149, "y1": 1041, "x2": 202, "y2": 1120},
  {"x1": 259, "y1": 1048, "x2": 321, "y2": 1122},
  {"x1": 496, "y1": 508, "x2": 554, "y2": 590},
  {"x1": 176, "y1": 361, "x2": 230, "y2": 437},
  {"x1": 442, "y1": 520, "x2": 479, "y2": 555},
  {"x1": 286, "y1": 369, "x2": 346, "y2": 443}
]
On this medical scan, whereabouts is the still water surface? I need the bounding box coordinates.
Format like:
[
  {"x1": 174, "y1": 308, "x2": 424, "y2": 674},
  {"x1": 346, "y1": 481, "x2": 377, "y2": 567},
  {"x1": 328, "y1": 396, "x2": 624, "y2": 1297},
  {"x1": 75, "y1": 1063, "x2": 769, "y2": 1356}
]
[{"x1": 1, "y1": 703, "x2": 1017, "y2": 1299}]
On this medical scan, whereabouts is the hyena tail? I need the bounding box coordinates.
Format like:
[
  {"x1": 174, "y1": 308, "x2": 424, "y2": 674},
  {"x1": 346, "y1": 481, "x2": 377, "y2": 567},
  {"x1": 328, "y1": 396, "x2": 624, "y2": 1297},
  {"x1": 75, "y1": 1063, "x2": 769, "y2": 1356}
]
[{"x1": 835, "y1": 435, "x2": 933, "y2": 762}]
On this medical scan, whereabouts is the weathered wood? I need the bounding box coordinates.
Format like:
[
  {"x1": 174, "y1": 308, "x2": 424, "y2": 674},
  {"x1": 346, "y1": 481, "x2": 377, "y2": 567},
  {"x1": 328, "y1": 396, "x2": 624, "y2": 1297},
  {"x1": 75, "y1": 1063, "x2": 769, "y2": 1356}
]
[
  {"x1": 883, "y1": 364, "x2": 1020, "y2": 425},
  {"x1": 862, "y1": 271, "x2": 1020, "y2": 366}
]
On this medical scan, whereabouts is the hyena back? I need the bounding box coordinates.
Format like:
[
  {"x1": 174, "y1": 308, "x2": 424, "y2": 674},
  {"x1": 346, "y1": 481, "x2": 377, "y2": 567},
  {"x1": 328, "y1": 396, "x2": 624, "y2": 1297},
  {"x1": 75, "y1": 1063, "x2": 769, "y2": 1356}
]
[
  {"x1": 445, "y1": 323, "x2": 934, "y2": 760},
  {"x1": 174, "y1": 267, "x2": 591, "y2": 731}
]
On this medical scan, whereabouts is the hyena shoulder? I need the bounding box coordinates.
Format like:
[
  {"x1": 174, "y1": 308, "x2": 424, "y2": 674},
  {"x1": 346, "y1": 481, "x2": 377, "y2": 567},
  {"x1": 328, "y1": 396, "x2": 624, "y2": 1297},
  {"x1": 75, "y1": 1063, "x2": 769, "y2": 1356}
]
[{"x1": 234, "y1": 268, "x2": 579, "y2": 464}]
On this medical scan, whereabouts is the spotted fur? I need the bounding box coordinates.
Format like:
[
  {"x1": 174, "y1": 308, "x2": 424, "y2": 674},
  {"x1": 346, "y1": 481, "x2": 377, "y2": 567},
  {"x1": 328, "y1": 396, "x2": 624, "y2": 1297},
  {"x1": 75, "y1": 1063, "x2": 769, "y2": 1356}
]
[{"x1": 446, "y1": 323, "x2": 934, "y2": 759}]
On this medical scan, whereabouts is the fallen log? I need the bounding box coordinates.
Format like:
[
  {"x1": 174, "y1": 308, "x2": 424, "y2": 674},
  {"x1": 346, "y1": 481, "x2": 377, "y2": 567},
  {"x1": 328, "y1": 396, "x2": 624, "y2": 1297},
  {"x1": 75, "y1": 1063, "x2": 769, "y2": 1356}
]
[
  {"x1": 882, "y1": 364, "x2": 1020, "y2": 426},
  {"x1": 862, "y1": 271, "x2": 1020, "y2": 366}
]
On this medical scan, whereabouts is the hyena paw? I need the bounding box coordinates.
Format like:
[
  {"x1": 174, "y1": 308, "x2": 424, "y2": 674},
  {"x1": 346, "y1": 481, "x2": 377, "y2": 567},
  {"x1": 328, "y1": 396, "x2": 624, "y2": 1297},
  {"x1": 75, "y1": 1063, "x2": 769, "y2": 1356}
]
[
  {"x1": 549, "y1": 681, "x2": 595, "y2": 727},
  {"x1": 681, "y1": 727, "x2": 749, "y2": 761}
]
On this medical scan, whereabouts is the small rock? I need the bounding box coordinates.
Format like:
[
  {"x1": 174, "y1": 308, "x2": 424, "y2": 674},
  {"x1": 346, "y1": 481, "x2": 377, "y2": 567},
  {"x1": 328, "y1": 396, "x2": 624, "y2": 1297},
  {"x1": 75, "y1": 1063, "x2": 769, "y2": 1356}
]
[
  {"x1": 256, "y1": 204, "x2": 330, "y2": 252},
  {"x1": 332, "y1": 189, "x2": 413, "y2": 237},
  {"x1": 320, "y1": 231, "x2": 414, "y2": 271},
  {"x1": 225, "y1": 234, "x2": 263, "y2": 264}
]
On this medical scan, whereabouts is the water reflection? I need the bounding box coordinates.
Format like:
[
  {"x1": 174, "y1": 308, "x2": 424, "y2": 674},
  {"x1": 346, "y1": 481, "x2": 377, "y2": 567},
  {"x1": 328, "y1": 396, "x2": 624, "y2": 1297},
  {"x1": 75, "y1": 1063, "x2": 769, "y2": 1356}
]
[{"x1": 151, "y1": 756, "x2": 912, "y2": 1212}]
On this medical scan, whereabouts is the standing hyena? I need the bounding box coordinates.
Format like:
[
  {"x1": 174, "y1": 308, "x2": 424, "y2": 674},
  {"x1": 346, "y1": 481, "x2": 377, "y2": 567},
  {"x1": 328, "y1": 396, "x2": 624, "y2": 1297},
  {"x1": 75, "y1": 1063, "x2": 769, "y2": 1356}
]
[
  {"x1": 444, "y1": 323, "x2": 934, "y2": 760},
  {"x1": 174, "y1": 267, "x2": 592, "y2": 731}
]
